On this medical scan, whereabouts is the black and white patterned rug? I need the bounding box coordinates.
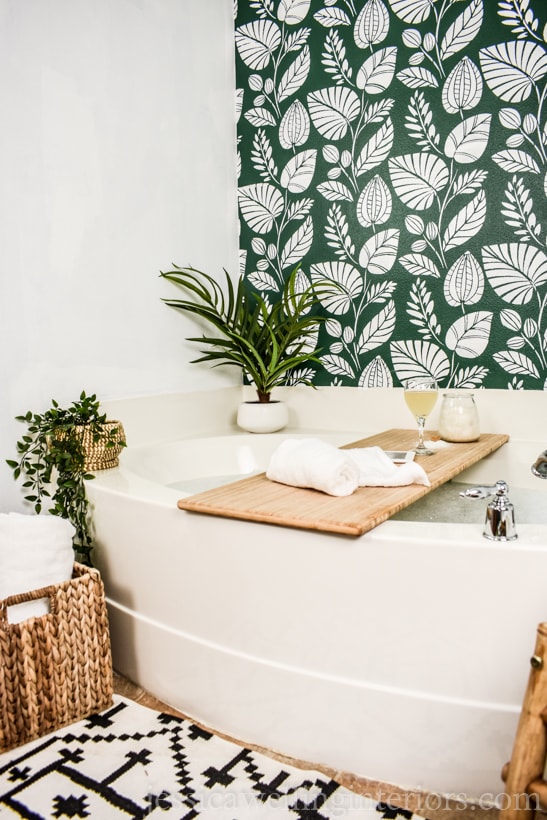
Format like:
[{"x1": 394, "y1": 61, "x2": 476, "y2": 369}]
[{"x1": 0, "y1": 697, "x2": 426, "y2": 819}]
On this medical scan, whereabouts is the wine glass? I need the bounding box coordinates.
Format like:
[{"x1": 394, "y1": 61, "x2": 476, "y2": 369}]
[{"x1": 403, "y1": 377, "x2": 438, "y2": 455}]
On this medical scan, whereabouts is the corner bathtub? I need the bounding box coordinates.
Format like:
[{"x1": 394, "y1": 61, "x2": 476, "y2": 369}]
[{"x1": 91, "y1": 388, "x2": 547, "y2": 802}]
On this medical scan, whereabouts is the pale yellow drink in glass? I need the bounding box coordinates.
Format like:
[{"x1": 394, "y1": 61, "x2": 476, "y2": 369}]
[
  {"x1": 404, "y1": 389, "x2": 438, "y2": 419},
  {"x1": 403, "y1": 378, "x2": 438, "y2": 455}
]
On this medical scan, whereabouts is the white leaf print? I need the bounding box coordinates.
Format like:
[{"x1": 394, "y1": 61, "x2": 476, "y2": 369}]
[
  {"x1": 325, "y1": 318, "x2": 343, "y2": 337},
  {"x1": 244, "y1": 107, "x2": 277, "y2": 127},
  {"x1": 493, "y1": 350, "x2": 540, "y2": 378},
  {"x1": 307, "y1": 87, "x2": 361, "y2": 140},
  {"x1": 356, "y1": 47, "x2": 397, "y2": 93},
  {"x1": 354, "y1": 0, "x2": 390, "y2": 48},
  {"x1": 498, "y1": 0, "x2": 541, "y2": 40},
  {"x1": 310, "y1": 261, "x2": 363, "y2": 314},
  {"x1": 405, "y1": 215, "x2": 425, "y2": 234},
  {"x1": 444, "y1": 251, "x2": 484, "y2": 306},
  {"x1": 278, "y1": 46, "x2": 311, "y2": 102},
  {"x1": 248, "y1": 270, "x2": 279, "y2": 291},
  {"x1": 356, "y1": 175, "x2": 392, "y2": 227},
  {"x1": 323, "y1": 145, "x2": 340, "y2": 163},
  {"x1": 500, "y1": 308, "x2": 522, "y2": 331},
  {"x1": 287, "y1": 197, "x2": 314, "y2": 222},
  {"x1": 499, "y1": 107, "x2": 522, "y2": 129},
  {"x1": 452, "y1": 365, "x2": 488, "y2": 388},
  {"x1": 479, "y1": 41, "x2": 547, "y2": 103},
  {"x1": 278, "y1": 0, "x2": 311, "y2": 25},
  {"x1": 492, "y1": 149, "x2": 540, "y2": 174},
  {"x1": 322, "y1": 29, "x2": 353, "y2": 84},
  {"x1": 321, "y1": 354, "x2": 355, "y2": 377},
  {"x1": 363, "y1": 98, "x2": 395, "y2": 126},
  {"x1": 238, "y1": 183, "x2": 284, "y2": 234},
  {"x1": 358, "y1": 301, "x2": 396, "y2": 353},
  {"x1": 317, "y1": 180, "x2": 354, "y2": 201},
  {"x1": 387, "y1": 0, "x2": 432, "y2": 24},
  {"x1": 396, "y1": 67, "x2": 439, "y2": 89},
  {"x1": 251, "y1": 237, "x2": 267, "y2": 255},
  {"x1": 405, "y1": 92, "x2": 441, "y2": 150},
  {"x1": 358, "y1": 229, "x2": 400, "y2": 275},
  {"x1": 442, "y1": 57, "x2": 483, "y2": 114},
  {"x1": 399, "y1": 253, "x2": 441, "y2": 278},
  {"x1": 236, "y1": 88, "x2": 244, "y2": 122},
  {"x1": 445, "y1": 311, "x2": 493, "y2": 358},
  {"x1": 235, "y1": 21, "x2": 282, "y2": 70},
  {"x1": 390, "y1": 339, "x2": 451, "y2": 381},
  {"x1": 506, "y1": 134, "x2": 525, "y2": 148},
  {"x1": 402, "y1": 29, "x2": 422, "y2": 48},
  {"x1": 280, "y1": 215, "x2": 314, "y2": 267},
  {"x1": 444, "y1": 114, "x2": 491, "y2": 164},
  {"x1": 285, "y1": 28, "x2": 311, "y2": 53},
  {"x1": 314, "y1": 8, "x2": 351, "y2": 27},
  {"x1": 369, "y1": 280, "x2": 397, "y2": 303},
  {"x1": 389, "y1": 153, "x2": 449, "y2": 210},
  {"x1": 482, "y1": 243, "x2": 547, "y2": 304},
  {"x1": 443, "y1": 190, "x2": 486, "y2": 251},
  {"x1": 355, "y1": 119, "x2": 394, "y2": 176},
  {"x1": 279, "y1": 100, "x2": 310, "y2": 149},
  {"x1": 452, "y1": 169, "x2": 488, "y2": 196},
  {"x1": 280, "y1": 149, "x2": 317, "y2": 193},
  {"x1": 440, "y1": 0, "x2": 483, "y2": 61},
  {"x1": 358, "y1": 356, "x2": 394, "y2": 387}
]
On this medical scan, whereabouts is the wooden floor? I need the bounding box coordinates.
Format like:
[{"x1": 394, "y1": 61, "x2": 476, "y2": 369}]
[{"x1": 114, "y1": 671, "x2": 500, "y2": 820}]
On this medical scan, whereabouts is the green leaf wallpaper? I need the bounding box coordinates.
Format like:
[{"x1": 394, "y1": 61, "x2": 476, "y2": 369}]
[{"x1": 234, "y1": 0, "x2": 547, "y2": 390}]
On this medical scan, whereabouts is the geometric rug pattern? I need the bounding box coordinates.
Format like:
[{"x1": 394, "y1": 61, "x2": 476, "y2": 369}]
[{"x1": 0, "y1": 697, "x2": 426, "y2": 819}]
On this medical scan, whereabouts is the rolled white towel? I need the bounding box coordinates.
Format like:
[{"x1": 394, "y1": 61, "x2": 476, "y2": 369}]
[
  {"x1": 0, "y1": 513, "x2": 75, "y2": 623},
  {"x1": 266, "y1": 438, "x2": 359, "y2": 497},
  {"x1": 348, "y1": 446, "x2": 430, "y2": 487}
]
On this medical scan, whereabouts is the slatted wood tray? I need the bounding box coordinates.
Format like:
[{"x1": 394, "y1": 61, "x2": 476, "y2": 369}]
[{"x1": 177, "y1": 429, "x2": 509, "y2": 536}]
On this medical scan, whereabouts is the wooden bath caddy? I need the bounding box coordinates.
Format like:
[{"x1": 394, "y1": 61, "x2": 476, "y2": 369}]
[{"x1": 177, "y1": 429, "x2": 509, "y2": 536}]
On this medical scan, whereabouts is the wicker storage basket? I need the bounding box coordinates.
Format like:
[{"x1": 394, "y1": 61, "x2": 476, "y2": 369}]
[{"x1": 0, "y1": 563, "x2": 113, "y2": 753}]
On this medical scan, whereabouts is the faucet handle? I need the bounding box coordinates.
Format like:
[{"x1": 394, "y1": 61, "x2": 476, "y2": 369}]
[
  {"x1": 532, "y1": 450, "x2": 547, "y2": 479},
  {"x1": 483, "y1": 480, "x2": 518, "y2": 542},
  {"x1": 459, "y1": 484, "x2": 496, "y2": 499}
]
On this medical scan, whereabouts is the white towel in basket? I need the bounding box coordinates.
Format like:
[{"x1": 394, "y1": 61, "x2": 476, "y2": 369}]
[
  {"x1": 266, "y1": 438, "x2": 360, "y2": 497},
  {"x1": 0, "y1": 513, "x2": 74, "y2": 623},
  {"x1": 266, "y1": 439, "x2": 430, "y2": 495}
]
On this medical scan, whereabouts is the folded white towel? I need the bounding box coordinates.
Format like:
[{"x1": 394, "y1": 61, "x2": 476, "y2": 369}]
[
  {"x1": 266, "y1": 439, "x2": 431, "y2": 496},
  {"x1": 348, "y1": 446, "x2": 430, "y2": 488},
  {"x1": 266, "y1": 438, "x2": 360, "y2": 497},
  {"x1": 0, "y1": 513, "x2": 75, "y2": 623}
]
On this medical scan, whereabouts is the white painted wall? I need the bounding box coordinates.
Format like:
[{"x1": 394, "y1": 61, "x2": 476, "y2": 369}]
[{"x1": 0, "y1": 0, "x2": 239, "y2": 511}]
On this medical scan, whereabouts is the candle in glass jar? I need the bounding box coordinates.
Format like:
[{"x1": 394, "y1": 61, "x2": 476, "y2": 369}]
[{"x1": 438, "y1": 393, "x2": 480, "y2": 442}]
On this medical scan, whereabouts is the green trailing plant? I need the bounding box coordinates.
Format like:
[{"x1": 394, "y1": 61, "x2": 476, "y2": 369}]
[
  {"x1": 6, "y1": 391, "x2": 125, "y2": 564},
  {"x1": 159, "y1": 264, "x2": 326, "y2": 402}
]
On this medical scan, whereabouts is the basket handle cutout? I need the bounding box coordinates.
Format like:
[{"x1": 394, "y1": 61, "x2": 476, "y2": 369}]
[{"x1": 0, "y1": 583, "x2": 57, "y2": 626}]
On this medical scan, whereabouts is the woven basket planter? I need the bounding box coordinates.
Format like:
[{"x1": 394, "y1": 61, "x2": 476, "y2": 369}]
[
  {"x1": 75, "y1": 420, "x2": 126, "y2": 470},
  {"x1": 0, "y1": 564, "x2": 113, "y2": 753}
]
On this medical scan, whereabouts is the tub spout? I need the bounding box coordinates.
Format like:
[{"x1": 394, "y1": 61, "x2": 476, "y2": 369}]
[{"x1": 531, "y1": 450, "x2": 547, "y2": 479}]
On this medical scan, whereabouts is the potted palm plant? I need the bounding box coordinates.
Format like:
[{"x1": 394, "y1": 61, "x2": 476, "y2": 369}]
[
  {"x1": 6, "y1": 391, "x2": 126, "y2": 563},
  {"x1": 159, "y1": 264, "x2": 326, "y2": 432}
]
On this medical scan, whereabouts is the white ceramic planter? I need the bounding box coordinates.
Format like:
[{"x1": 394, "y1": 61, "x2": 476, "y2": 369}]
[{"x1": 236, "y1": 400, "x2": 289, "y2": 433}]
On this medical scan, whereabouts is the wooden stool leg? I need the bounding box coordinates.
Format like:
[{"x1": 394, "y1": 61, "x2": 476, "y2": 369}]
[{"x1": 501, "y1": 623, "x2": 547, "y2": 820}]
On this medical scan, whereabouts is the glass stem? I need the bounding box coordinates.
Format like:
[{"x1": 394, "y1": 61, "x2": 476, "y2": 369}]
[{"x1": 417, "y1": 416, "x2": 426, "y2": 449}]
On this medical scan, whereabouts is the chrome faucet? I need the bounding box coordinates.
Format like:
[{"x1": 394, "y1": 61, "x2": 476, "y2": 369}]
[
  {"x1": 460, "y1": 480, "x2": 518, "y2": 541},
  {"x1": 531, "y1": 450, "x2": 547, "y2": 479}
]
